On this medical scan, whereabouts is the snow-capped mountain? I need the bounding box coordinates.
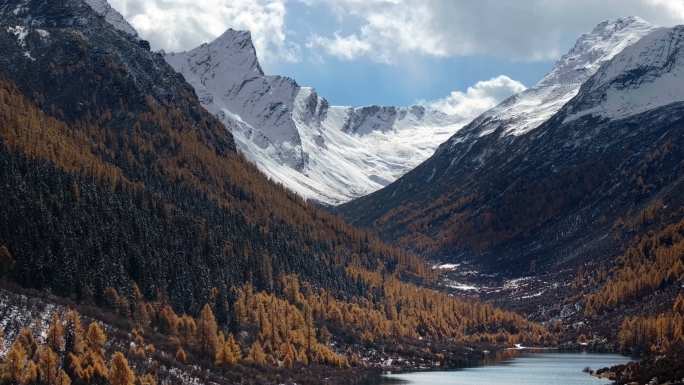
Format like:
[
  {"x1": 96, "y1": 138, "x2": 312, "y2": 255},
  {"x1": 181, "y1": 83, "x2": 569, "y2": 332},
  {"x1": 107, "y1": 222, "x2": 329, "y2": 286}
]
[
  {"x1": 441, "y1": 16, "x2": 659, "y2": 147},
  {"x1": 338, "y1": 17, "x2": 684, "y2": 273},
  {"x1": 164, "y1": 29, "x2": 466, "y2": 205},
  {"x1": 565, "y1": 25, "x2": 684, "y2": 122}
]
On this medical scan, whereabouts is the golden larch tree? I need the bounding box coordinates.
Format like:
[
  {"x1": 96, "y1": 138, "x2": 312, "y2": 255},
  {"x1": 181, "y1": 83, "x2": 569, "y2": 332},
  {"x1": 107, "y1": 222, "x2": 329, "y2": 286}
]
[
  {"x1": 109, "y1": 352, "x2": 135, "y2": 385},
  {"x1": 247, "y1": 341, "x2": 266, "y2": 364},
  {"x1": 64, "y1": 310, "x2": 85, "y2": 355},
  {"x1": 195, "y1": 304, "x2": 218, "y2": 360},
  {"x1": 46, "y1": 314, "x2": 65, "y2": 354},
  {"x1": 38, "y1": 347, "x2": 60, "y2": 385},
  {"x1": 1, "y1": 341, "x2": 27, "y2": 384}
]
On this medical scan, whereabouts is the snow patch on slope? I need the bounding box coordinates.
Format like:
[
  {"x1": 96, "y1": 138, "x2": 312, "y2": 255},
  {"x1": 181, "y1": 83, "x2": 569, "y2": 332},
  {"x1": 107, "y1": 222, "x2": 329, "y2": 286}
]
[
  {"x1": 165, "y1": 29, "x2": 465, "y2": 205},
  {"x1": 7, "y1": 25, "x2": 28, "y2": 46}
]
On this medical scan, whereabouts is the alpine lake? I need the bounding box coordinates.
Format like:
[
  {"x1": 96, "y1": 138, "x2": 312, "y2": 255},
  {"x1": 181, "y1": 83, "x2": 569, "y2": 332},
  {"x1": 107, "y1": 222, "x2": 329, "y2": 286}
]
[{"x1": 358, "y1": 351, "x2": 633, "y2": 385}]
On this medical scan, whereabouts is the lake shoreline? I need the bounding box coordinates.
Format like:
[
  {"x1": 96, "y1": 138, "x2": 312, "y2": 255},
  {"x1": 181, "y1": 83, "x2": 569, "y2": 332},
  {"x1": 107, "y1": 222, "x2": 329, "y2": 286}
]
[{"x1": 357, "y1": 351, "x2": 634, "y2": 385}]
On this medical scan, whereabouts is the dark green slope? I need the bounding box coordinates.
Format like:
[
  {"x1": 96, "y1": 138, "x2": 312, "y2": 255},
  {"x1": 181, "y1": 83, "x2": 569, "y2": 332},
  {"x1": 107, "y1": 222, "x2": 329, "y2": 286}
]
[{"x1": 0, "y1": 0, "x2": 418, "y2": 316}]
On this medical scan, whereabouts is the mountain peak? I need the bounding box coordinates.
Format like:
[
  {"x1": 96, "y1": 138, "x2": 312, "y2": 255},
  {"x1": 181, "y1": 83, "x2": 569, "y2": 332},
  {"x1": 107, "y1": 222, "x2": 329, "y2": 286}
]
[
  {"x1": 543, "y1": 16, "x2": 657, "y2": 87},
  {"x1": 564, "y1": 24, "x2": 684, "y2": 122},
  {"x1": 215, "y1": 28, "x2": 252, "y2": 44},
  {"x1": 84, "y1": 0, "x2": 138, "y2": 37},
  {"x1": 171, "y1": 27, "x2": 265, "y2": 78},
  {"x1": 444, "y1": 16, "x2": 660, "y2": 140}
]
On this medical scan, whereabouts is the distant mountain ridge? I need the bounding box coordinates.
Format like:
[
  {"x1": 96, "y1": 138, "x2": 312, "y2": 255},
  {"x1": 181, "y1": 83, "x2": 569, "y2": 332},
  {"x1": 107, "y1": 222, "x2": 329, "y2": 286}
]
[
  {"x1": 164, "y1": 29, "x2": 466, "y2": 205},
  {"x1": 336, "y1": 17, "x2": 684, "y2": 274}
]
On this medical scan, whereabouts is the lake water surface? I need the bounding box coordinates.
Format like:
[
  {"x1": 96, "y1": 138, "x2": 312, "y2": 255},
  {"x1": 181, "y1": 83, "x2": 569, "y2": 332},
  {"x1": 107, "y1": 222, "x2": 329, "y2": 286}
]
[{"x1": 377, "y1": 352, "x2": 633, "y2": 385}]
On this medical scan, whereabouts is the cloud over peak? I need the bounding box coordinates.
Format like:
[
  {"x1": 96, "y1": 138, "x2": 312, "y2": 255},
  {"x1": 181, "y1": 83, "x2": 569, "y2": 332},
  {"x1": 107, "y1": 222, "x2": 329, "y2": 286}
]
[
  {"x1": 109, "y1": 0, "x2": 299, "y2": 64},
  {"x1": 420, "y1": 76, "x2": 526, "y2": 118},
  {"x1": 303, "y1": 0, "x2": 684, "y2": 64}
]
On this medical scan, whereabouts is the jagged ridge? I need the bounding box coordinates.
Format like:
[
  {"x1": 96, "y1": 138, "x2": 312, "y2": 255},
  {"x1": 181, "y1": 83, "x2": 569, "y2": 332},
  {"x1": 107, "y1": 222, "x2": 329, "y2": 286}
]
[{"x1": 164, "y1": 29, "x2": 466, "y2": 205}]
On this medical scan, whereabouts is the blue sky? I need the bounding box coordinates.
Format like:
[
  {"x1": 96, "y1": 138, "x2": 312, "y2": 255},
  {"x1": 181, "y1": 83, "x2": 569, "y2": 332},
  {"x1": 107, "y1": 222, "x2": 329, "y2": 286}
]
[
  {"x1": 274, "y1": 50, "x2": 557, "y2": 108},
  {"x1": 275, "y1": 0, "x2": 558, "y2": 107},
  {"x1": 108, "y1": 0, "x2": 684, "y2": 113}
]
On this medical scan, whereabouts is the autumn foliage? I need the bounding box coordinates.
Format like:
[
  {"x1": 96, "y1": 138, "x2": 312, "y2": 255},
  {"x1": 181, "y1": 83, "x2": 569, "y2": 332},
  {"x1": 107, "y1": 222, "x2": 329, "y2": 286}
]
[{"x1": 584, "y1": 214, "x2": 684, "y2": 316}]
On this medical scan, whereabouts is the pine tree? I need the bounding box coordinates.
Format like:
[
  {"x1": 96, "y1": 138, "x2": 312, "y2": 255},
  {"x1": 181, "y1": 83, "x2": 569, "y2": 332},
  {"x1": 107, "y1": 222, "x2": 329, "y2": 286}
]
[
  {"x1": 319, "y1": 325, "x2": 331, "y2": 345},
  {"x1": 0, "y1": 245, "x2": 15, "y2": 277},
  {"x1": 56, "y1": 370, "x2": 71, "y2": 385},
  {"x1": 247, "y1": 341, "x2": 266, "y2": 364},
  {"x1": 674, "y1": 294, "x2": 684, "y2": 313},
  {"x1": 24, "y1": 360, "x2": 38, "y2": 385},
  {"x1": 85, "y1": 322, "x2": 106, "y2": 355},
  {"x1": 228, "y1": 333, "x2": 241, "y2": 362},
  {"x1": 577, "y1": 334, "x2": 589, "y2": 344},
  {"x1": 216, "y1": 333, "x2": 241, "y2": 367},
  {"x1": 16, "y1": 327, "x2": 39, "y2": 359},
  {"x1": 71, "y1": 322, "x2": 108, "y2": 384},
  {"x1": 297, "y1": 347, "x2": 308, "y2": 366},
  {"x1": 178, "y1": 315, "x2": 196, "y2": 347},
  {"x1": 158, "y1": 305, "x2": 179, "y2": 336},
  {"x1": 282, "y1": 352, "x2": 293, "y2": 368},
  {"x1": 175, "y1": 348, "x2": 187, "y2": 364}
]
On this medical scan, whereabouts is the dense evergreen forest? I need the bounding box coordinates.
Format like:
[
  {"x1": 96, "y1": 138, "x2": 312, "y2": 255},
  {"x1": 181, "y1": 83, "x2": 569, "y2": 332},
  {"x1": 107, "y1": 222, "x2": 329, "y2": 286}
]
[{"x1": 0, "y1": 0, "x2": 434, "y2": 315}]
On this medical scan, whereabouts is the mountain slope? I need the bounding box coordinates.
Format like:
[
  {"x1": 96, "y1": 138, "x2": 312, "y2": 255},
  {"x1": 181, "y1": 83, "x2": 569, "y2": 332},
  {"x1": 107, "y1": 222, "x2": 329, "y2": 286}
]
[
  {"x1": 84, "y1": 0, "x2": 138, "y2": 37},
  {"x1": 337, "y1": 18, "x2": 684, "y2": 274},
  {"x1": 164, "y1": 30, "x2": 466, "y2": 205},
  {"x1": 0, "y1": 0, "x2": 439, "y2": 315}
]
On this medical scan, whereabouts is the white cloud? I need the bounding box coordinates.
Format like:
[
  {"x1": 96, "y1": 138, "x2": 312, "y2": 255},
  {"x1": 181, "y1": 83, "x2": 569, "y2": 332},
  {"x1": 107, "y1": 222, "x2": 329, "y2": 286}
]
[
  {"x1": 107, "y1": 0, "x2": 299, "y2": 64},
  {"x1": 102, "y1": 0, "x2": 684, "y2": 71},
  {"x1": 419, "y1": 76, "x2": 526, "y2": 117},
  {"x1": 647, "y1": 0, "x2": 684, "y2": 19},
  {"x1": 302, "y1": 0, "x2": 684, "y2": 63},
  {"x1": 307, "y1": 33, "x2": 372, "y2": 61}
]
